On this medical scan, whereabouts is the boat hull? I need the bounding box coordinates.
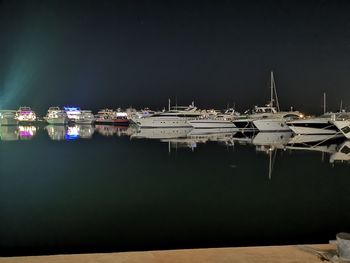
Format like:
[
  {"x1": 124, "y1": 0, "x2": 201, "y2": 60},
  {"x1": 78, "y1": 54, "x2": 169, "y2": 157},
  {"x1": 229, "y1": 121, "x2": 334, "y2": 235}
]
[
  {"x1": 75, "y1": 120, "x2": 95, "y2": 125},
  {"x1": 252, "y1": 119, "x2": 291, "y2": 132},
  {"x1": 288, "y1": 126, "x2": 337, "y2": 135},
  {"x1": 331, "y1": 120, "x2": 350, "y2": 139},
  {"x1": 46, "y1": 117, "x2": 68, "y2": 125},
  {"x1": 133, "y1": 117, "x2": 193, "y2": 128}
]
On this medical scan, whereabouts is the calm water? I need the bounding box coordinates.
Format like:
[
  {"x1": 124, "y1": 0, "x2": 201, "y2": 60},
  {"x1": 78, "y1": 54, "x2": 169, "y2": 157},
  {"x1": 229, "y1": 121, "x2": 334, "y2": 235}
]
[{"x1": 1, "y1": 124, "x2": 350, "y2": 256}]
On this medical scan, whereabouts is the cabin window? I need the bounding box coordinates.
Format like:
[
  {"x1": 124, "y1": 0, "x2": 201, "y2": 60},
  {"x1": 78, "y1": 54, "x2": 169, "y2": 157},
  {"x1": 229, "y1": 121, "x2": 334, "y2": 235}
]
[
  {"x1": 340, "y1": 146, "x2": 350, "y2": 154},
  {"x1": 341, "y1": 126, "x2": 350, "y2": 134}
]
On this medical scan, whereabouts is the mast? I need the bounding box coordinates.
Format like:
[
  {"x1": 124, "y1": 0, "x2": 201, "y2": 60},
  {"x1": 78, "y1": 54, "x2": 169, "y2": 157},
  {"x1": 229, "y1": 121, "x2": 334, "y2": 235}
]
[
  {"x1": 270, "y1": 71, "x2": 280, "y2": 112},
  {"x1": 270, "y1": 71, "x2": 274, "y2": 107},
  {"x1": 168, "y1": 98, "x2": 171, "y2": 111},
  {"x1": 323, "y1": 92, "x2": 326, "y2": 114},
  {"x1": 269, "y1": 150, "x2": 272, "y2": 180}
]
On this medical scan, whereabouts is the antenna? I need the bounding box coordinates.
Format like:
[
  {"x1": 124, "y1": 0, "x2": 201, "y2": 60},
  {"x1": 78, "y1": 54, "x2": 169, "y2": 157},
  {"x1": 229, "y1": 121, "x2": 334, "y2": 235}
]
[
  {"x1": 340, "y1": 99, "x2": 343, "y2": 112},
  {"x1": 168, "y1": 98, "x2": 171, "y2": 111},
  {"x1": 323, "y1": 92, "x2": 326, "y2": 114}
]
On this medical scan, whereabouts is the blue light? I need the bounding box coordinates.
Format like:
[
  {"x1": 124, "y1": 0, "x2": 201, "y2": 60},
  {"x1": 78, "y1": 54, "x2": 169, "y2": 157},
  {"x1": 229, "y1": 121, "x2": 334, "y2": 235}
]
[
  {"x1": 64, "y1": 106, "x2": 81, "y2": 111},
  {"x1": 65, "y1": 134, "x2": 79, "y2": 140},
  {"x1": 65, "y1": 126, "x2": 79, "y2": 140}
]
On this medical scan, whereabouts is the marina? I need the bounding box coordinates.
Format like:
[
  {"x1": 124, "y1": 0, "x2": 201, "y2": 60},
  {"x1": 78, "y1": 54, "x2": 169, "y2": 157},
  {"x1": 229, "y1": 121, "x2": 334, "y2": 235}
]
[{"x1": 2, "y1": 0, "x2": 350, "y2": 259}]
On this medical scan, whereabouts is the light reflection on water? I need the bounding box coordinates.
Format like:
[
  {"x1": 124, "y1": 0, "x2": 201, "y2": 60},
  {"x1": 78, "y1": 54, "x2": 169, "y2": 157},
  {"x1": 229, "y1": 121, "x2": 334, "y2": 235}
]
[
  {"x1": 0, "y1": 124, "x2": 350, "y2": 256},
  {"x1": 1, "y1": 124, "x2": 349, "y2": 166}
]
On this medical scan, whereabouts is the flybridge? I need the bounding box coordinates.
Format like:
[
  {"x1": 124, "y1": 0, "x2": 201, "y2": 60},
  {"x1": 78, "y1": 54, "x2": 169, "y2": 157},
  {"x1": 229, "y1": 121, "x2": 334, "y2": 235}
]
[{"x1": 63, "y1": 106, "x2": 81, "y2": 111}]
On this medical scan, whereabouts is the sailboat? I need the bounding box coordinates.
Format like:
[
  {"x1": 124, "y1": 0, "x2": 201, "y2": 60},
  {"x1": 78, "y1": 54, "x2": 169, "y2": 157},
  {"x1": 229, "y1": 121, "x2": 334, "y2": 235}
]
[{"x1": 233, "y1": 71, "x2": 302, "y2": 132}]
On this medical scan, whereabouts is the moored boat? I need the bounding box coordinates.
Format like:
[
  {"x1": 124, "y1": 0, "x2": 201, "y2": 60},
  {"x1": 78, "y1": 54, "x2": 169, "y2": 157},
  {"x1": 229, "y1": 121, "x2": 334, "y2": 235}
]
[
  {"x1": 14, "y1": 107, "x2": 37, "y2": 123},
  {"x1": 95, "y1": 108, "x2": 129, "y2": 125},
  {"x1": 131, "y1": 102, "x2": 203, "y2": 128},
  {"x1": 0, "y1": 110, "x2": 18, "y2": 125},
  {"x1": 44, "y1": 107, "x2": 68, "y2": 125}
]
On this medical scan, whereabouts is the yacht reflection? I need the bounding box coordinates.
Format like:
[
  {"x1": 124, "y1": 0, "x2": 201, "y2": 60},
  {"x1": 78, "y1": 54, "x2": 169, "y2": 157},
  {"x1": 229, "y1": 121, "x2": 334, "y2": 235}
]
[
  {"x1": 252, "y1": 132, "x2": 292, "y2": 149},
  {"x1": 162, "y1": 138, "x2": 207, "y2": 151},
  {"x1": 330, "y1": 140, "x2": 350, "y2": 163},
  {"x1": 225, "y1": 132, "x2": 293, "y2": 179},
  {"x1": 0, "y1": 126, "x2": 19, "y2": 141},
  {"x1": 66, "y1": 125, "x2": 94, "y2": 140},
  {"x1": 288, "y1": 134, "x2": 342, "y2": 144},
  {"x1": 252, "y1": 132, "x2": 292, "y2": 179},
  {"x1": 286, "y1": 139, "x2": 350, "y2": 164},
  {"x1": 18, "y1": 126, "x2": 37, "y2": 140},
  {"x1": 0, "y1": 125, "x2": 37, "y2": 141},
  {"x1": 186, "y1": 128, "x2": 238, "y2": 148},
  {"x1": 95, "y1": 125, "x2": 133, "y2": 137},
  {"x1": 130, "y1": 127, "x2": 193, "y2": 140},
  {"x1": 46, "y1": 125, "x2": 67, "y2": 141},
  {"x1": 45, "y1": 124, "x2": 95, "y2": 140}
]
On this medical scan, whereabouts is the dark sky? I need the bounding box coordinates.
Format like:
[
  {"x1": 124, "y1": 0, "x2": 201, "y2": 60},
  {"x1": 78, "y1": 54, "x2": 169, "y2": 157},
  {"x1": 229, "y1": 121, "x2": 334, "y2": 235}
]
[{"x1": 1, "y1": 0, "x2": 350, "y2": 114}]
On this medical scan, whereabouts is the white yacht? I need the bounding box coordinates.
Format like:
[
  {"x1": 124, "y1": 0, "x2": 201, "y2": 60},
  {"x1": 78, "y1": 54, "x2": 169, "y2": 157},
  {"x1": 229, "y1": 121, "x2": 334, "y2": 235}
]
[
  {"x1": 330, "y1": 113, "x2": 350, "y2": 139},
  {"x1": 134, "y1": 108, "x2": 158, "y2": 119},
  {"x1": 64, "y1": 106, "x2": 81, "y2": 122},
  {"x1": 95, "y1": 109, "x2": 129, "y2": 125},
  {"x1": 288, "y1": 112, "x2": 350, "y2": 139},
  {"x1": 131, "y1": 102, "x2": 203, "y2": 128},
  {"x1": 64, "y1": 107, "x2": 95, "y2": 124},
  {"x1": 188, "y1": 108, "x2": 238, "y2": 129},
  {"x1": 0, "y1": 110, "x2": 17, "y2": 125},
  {"x1": 14, "y1": 107, "x2": 37, "y2": 123},
  {"x1": 75, "y1": 110, "x2": 95, "y2": 124},
  {"x1": 188, "y1": 119, "x2": 236, "y2": 129},
  {"x1": 233, "y1": 106, "x2": 301, "y2": 132},
  {"x1": 44, "y1": 107, "x2": 68, "y2": 125}
]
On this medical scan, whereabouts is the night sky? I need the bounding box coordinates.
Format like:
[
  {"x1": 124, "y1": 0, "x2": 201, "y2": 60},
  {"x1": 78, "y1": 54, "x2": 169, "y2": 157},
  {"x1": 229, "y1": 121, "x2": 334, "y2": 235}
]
[{"x1": 1, "y1": 0, "x2": 350, "y2": 115}]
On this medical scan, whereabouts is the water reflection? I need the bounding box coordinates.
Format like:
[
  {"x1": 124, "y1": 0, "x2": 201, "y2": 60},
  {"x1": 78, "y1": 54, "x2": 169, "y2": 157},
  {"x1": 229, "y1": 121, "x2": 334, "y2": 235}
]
[
  {"x1": 18, "y1": 126, "x2": 37, "y2": 140},
  {"x1": 1, "y1": 124, "x2": 350, "y2": 165},
  {"x1": 130, "y1": 127, "x2": 192, "y2": 139},
  {"x1": 0, "y1": 126, "x2": 19, "y2": 141},
  {"x1": 1, "y1": 125, "x2": 350, "y2": 255},
  {"x1": 95, "y1": 125, "x2": 133, "y2": 137},
  {"x1": 0, "y1": 125, "x2": 37, "y2": 141},
  {"x1": 44, "y1": 125, "x2": 95, "y2": 141},
  {"x1": 67, "y1": 125, "x2": 95, "y2": 140},
  {"x1": 46, "y1": 125, "x2": 66, "y2": 141}
]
